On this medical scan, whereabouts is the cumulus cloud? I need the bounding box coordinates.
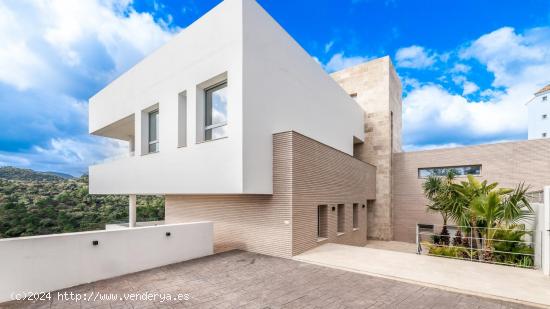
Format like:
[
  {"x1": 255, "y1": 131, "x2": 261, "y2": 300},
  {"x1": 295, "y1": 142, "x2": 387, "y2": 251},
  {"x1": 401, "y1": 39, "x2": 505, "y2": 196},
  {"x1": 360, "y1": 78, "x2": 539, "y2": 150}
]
[
  {"x1": 323, "y1": 52, "x2": 372, "y2": 72},
  {"x1": 451, "y1": 75, "x2": 479, "y2": 95},
  {"x1": 402, "y1": 26, "x2": 550, "y2": 149},
  {"x1": 0, "y1": 0, "x2": 177, "y2": 175},
  {"x1": 403, "y1": 84, "x2": 527, "y2": 148},
  {"x1": 460, "y1": 27, "x2": 550, "y2": 88},
  {"x1": 395, "y1": 45, "x2": 437, "y2": 69},
  {"x1": 0, "y1": 136, "x2": 127, "y2": 175}
]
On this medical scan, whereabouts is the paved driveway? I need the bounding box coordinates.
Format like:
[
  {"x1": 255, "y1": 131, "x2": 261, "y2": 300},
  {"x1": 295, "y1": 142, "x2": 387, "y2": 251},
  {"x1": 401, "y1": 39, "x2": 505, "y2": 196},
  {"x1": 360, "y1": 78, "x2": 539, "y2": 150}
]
[
  {"x1": 295, "y1": 243, "x2": 549, "y2": 308},
  {"x1": 4, "y1": 250, "x2": 535, "y2": 309}
]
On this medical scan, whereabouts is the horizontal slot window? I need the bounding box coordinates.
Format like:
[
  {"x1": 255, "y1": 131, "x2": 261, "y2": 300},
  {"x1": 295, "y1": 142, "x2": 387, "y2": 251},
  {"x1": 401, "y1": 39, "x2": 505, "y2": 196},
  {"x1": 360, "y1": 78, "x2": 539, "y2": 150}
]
[{"x1": 418, "y1": 165, "x2": 481, "y2": 178}]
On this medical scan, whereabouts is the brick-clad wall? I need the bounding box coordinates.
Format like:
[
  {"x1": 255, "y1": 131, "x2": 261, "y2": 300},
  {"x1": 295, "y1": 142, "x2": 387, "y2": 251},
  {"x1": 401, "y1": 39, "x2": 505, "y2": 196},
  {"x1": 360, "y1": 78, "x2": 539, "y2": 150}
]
[
  {"x1": 165, "y1": 131, "x2": 376, "y2": 258},
  {"x1": 290, "y1": 132, "x2": 375, "y2": 255},
  {"x1": 392, "y1": 139, "x2": 550, "y2": 243}
]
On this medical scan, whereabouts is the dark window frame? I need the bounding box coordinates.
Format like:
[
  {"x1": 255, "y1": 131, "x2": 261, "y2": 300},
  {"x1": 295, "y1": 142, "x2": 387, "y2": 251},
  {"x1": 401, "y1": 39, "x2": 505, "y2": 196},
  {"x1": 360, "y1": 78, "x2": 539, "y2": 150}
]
[{"x1": 418, "y1": 165, "x2": 481, "y2": 178}]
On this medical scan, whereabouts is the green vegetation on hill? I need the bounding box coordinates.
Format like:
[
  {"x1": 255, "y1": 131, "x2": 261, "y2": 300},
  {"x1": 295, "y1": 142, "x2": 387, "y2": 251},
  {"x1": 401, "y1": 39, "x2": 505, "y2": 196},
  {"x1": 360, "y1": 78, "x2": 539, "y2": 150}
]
[
  {"x1": 0, "y1": 169, "x2": 164, "y2": 238},
  {"x1": 0, "y1": 166, "x2": 71, "y2": 181}
]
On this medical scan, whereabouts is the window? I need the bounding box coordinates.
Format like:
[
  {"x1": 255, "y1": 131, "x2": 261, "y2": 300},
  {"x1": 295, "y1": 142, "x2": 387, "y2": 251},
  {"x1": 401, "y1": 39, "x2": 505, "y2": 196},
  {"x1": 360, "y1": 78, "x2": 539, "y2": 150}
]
[
  {"x1": 204, "y1": 81, "x2": 228, "y2": 141},
  {"x1": 543, "y1": 114, "x2": 548, "y2": 119},
  {"x1": 418, "y1": 165, "x2": 481, "y2": 178},
  {"x1": 317, "y1": 205, "x2": 328, "y2": 239},
  {"x1": 352, "y1": 203, "x2": 359, "y2": 229},
  {"x1": 178, "y1": 91, "x2": 187, "y2": 147},
  {"x1": 337, "y1": 204, "x2": 345, "y2": 234},
  {"x1": 543, "y1": 96, "x2": 548, "y2": 101},
  {"x1": 543, "y1": 133, "x2": 548, "y2": 138},
  {"x1": 148, "y1": 110, "x2": 159, "y2": 153}
]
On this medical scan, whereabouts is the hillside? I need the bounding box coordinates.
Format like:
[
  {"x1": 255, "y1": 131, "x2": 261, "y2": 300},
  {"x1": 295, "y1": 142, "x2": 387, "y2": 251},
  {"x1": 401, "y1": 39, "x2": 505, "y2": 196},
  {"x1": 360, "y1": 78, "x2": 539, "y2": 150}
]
[
  {"x1": 0, "y1": 172, "x2": 164, "y2": 238},
  {"x1": 0, "y1": 166, "x2": 71, "y2": 181}
]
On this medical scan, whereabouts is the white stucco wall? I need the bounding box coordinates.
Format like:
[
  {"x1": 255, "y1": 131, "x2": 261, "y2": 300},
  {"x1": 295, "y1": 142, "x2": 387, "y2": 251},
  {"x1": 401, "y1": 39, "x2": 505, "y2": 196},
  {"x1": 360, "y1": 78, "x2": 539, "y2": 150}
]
[
  {"x1": 528, "y1": 91, "x2": 550, "y2": 140},
  {"x1": 241, "y1": 0, "x2": 365, "y2": 193},
  {"x1": 88, "y1": 0, "x2": 364, "y2": 195},
  {"x1": 89, "y1": 0, "x2": 244, "y2": 194},
  {"x1": 0, "y1": 222, "x2": 213, "y2": 303}
]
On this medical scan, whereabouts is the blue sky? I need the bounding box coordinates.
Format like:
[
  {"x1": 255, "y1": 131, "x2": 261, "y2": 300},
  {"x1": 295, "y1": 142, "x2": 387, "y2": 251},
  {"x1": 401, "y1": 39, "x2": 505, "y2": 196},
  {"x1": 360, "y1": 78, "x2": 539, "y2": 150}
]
[{"x1": 0, "y1": 0, "x2": 549, "y2": 175}]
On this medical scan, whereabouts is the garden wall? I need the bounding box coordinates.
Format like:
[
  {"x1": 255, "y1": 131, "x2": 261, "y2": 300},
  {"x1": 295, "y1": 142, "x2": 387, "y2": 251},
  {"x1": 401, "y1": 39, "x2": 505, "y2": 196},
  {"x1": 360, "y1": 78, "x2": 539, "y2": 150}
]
[
  {"x1": 393, "y1": 138, "x2": 550, "y2": 243},
  {"x1": 0, "y1": 222, "x2": 213, "y2": 303}
]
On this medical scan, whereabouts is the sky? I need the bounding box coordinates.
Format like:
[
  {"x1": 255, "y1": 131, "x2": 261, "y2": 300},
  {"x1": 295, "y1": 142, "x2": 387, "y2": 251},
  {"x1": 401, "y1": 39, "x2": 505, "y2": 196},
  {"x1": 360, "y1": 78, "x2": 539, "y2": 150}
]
[{"x1": 0, "y1": 0, "x2": 549, "y2": 176}]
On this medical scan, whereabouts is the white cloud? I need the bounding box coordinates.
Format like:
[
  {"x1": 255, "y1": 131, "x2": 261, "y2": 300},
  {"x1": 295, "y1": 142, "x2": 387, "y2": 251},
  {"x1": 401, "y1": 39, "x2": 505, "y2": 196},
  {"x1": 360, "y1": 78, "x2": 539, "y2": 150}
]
[
  {"x1": 450, "y1": 63, "x2": 471, "y2": 73},
  {"x1": 403, "y1": 84, "x2": 530, "y2": 146},
  {"x1": 0, "y1": 0, "x2": 179, "y2": 174},
  {"x1": 460, "y1": 27, "x2": 550, "y2": 89},
  {"x1": 395, "y1": 45, "x2": 436, "y2": 69},
  {"x1": 324, "y1": 41, "x2": 335, "y2": 53},
  {"x1": 462, "y1": 81, "x2": 479, "y2": 95},
  {"x1": 451, "y1": 75, "x2": 479, "y2": 95},
  {"x1": 323, "y1": 52, "x2": 371, "y2": 72},
  {"x1": 403, "y1": 142, "x2": 464, "y2": 152},
  {"x1": 0, "y1": 0, "x2": 177, "y2": 92},
  {"x1": 403, "y1": 26, "x2": 550, "y2": 148}
]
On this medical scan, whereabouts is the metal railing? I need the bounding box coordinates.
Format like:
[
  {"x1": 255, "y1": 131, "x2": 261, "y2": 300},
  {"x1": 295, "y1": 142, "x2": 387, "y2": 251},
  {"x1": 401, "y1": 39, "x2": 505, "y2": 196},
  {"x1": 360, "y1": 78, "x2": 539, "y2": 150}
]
[{"x1": 416, "y1": 223, "x2": 538, "y2": 269}]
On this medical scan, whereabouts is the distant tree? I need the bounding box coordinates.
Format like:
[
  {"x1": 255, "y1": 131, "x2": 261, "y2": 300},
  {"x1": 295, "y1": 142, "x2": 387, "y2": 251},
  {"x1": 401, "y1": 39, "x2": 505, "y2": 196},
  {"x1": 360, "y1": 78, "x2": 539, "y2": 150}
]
[{"x1": 0, "y1": 169, "x2": 164, "y2": 238}]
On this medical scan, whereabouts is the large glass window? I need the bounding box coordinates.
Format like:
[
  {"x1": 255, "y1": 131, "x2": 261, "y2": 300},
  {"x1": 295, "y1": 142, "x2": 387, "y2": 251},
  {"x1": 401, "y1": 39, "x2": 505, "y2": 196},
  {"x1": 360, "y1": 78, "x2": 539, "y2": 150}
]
[
  {"x1": 148, "y1": 110, "x2": 159, "y2": 153},
  {"x1": 205, "y1": 81, "x2": 228, "y2": 141},
  {"x1": 418, "y1": 165, "x2": 481, "y2": 178}
]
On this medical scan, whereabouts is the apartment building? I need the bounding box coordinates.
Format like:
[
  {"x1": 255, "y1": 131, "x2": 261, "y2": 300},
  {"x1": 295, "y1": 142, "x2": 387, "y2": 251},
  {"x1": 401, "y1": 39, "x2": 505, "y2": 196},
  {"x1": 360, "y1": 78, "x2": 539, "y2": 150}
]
[
  {"x1": 89, "y1": 0, "x2": 550, "y2": 257},
  {"x1": 528, "y1": 84, "x2": 550, "y2": 140}
]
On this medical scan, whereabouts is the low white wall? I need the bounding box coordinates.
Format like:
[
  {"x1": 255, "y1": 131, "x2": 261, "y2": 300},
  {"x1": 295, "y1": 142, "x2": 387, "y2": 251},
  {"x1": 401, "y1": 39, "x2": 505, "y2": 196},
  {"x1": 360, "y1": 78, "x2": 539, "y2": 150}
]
[{"x1": 0, "y1": 222, "x2": 213, "y2": 302}]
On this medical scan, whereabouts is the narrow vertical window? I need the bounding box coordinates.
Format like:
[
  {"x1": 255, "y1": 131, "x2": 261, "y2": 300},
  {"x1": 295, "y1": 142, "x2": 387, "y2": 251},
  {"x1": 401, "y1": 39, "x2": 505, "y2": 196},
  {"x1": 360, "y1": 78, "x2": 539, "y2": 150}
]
[
  {"x1": 205, "y1": 81, "x2": 228, "y2": 141},
  {"x1": 148, "y1": 110, "x2": 159, "y2": 153},
  {"x1": 353, "y1": 203, "x2": 359, "y2": 229},
  {"x1": 317, "y1": 205, "x2": 328, "y2": 239},
  {"x1": 337, "y1": 204, "x2": 345, "y2": 234},
  {"x1": 178, "y1": 91, "x2": 187, "y2": 147}
]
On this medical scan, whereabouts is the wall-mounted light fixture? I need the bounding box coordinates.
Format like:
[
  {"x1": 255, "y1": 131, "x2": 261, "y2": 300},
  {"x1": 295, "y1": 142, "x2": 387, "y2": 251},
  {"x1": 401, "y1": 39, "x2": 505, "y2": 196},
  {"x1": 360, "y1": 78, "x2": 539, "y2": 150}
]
[
  {"x1": 166, "y1": 232, "x2": 171, "y2": 237},
  {"x1": 332, "y1": 206, "x2": 336, "y2": 211},
  {"x1": 92, "y1": 240, "x2": 99, "y2": 246}
]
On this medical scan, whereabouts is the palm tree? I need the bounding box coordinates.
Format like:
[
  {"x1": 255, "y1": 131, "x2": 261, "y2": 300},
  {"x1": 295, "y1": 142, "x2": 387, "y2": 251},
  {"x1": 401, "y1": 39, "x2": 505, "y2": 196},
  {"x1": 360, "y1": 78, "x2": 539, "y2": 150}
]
[
  {"x1": 452, "y1": 176, "x2": 533, "y2": 260},
  {"x1": 422, "y1": 171, "x2": 457, "y2": 244}
]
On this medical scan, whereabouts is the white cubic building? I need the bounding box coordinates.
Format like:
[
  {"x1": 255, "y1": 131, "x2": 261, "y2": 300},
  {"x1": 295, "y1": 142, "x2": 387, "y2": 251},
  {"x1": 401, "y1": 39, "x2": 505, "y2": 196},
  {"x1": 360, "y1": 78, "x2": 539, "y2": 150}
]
[
  {"x1": 528, "y1": 84, "x2": 550, "y2": 140},
  {"x1": 88, "y1": 0, "x2": 365, "y2": 195}
]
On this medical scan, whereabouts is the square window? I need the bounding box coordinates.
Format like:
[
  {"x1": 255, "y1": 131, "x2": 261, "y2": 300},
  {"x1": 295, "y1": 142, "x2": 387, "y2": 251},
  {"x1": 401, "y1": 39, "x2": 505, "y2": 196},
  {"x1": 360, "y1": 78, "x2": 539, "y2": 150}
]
[
  {"x1": 543, "y1": 96, "x2": 548, "y2": 101},
  {"x1": 543, "y1": 114, "x2": 548, "y2": 119},
  {"x1": 543, "y1": 133, "x2": 548, "y2": 138},
  {"x1": 204, "y1": 81, "x2": 227, "y2": 141}
]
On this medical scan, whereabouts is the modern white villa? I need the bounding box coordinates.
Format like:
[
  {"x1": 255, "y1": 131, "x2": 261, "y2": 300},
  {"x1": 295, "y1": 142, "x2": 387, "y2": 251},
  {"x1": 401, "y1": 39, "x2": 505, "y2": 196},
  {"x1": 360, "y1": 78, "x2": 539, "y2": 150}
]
[{"x1": 87, "y1": 0, "x2": 550, "y2": 256}]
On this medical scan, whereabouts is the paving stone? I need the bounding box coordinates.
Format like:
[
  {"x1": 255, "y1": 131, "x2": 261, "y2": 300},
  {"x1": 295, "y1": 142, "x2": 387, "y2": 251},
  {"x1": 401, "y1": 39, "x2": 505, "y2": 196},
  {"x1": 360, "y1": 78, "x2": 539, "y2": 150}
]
[{"x1": 1, "y1": 250, "x2": 538, "y2": 309}]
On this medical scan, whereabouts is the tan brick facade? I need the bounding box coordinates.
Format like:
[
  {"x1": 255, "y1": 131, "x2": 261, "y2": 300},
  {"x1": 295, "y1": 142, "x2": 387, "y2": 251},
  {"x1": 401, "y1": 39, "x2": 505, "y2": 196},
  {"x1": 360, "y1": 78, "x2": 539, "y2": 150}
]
[
  {"x1": 392, "y1": 138, "x2": 550, "y2": 243},
  {"x1": 331, "y1": 56, "x2": 402, "y2": 240},
  {"x1": 165, "y1": 131, "x2": 376, "y2": 258}
]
